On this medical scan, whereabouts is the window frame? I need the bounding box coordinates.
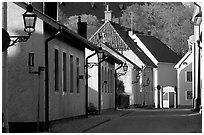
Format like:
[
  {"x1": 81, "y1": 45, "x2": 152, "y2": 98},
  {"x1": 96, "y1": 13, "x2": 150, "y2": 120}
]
[
  {"x1": 185, "y1": 71, "x2": 192, "y2": 83},
  {"x1": 185, "y1": 90, "x2": 192, "y2": 100}
]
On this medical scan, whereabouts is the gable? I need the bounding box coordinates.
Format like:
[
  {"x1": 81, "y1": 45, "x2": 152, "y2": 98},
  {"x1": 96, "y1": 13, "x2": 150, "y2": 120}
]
[
  {"x1": 89, "y1": 21, "x2": 157, "y2": 68},
  {"x1": 89, "y1": 21, "x2": 130, "y2": 51}
]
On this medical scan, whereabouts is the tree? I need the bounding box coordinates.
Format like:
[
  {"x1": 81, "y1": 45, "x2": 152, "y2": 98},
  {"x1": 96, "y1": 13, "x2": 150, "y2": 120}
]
[
  {"x1": 120, "y1": 2, "x2": 194, "y2": 57},
  {"x1": 116, "y1": 78, "x2": 125, "y2": 94},
  {"x1": 58, "y1": 8, "x2": 102, "y2": 39}
]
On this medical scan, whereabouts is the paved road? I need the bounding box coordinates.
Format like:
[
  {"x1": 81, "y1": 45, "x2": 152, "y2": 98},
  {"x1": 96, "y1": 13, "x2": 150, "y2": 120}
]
[{"x1": 85, "y1": 109, "x2": 202, "y2": 133}]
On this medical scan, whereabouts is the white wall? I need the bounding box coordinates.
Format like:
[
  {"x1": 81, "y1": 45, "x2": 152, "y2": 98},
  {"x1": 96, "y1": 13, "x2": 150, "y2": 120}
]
[
  {"x1": 177, "y1": 63, "x2": 193, "y2": 106},
  {"x1": 48, "y1": 37, "x2": 86, "y2": 120},
  {"x1": 157, "y1": 63, "x2": 177, "y2": 87},
  {"x1": 7, "y1": 3, "x2": 45, "y2": 122},
  {"x1": 86, "y1": 48, "x2": 115, "y2": 110}
]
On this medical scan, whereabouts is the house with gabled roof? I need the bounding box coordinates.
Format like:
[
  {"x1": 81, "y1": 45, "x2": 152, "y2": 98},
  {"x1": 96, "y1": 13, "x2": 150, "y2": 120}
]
[
  {"x1": 89, "y1": 5, "x2": 159, "y2": 107},
  {"x1": 129, "y1": 30, "x2": 181, "y2": 108}
]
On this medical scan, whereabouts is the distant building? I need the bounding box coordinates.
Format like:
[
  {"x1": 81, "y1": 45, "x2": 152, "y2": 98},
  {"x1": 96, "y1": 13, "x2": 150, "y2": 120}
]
[
  {"x1": 129, "y1": 32, "x2": 181, "y2": 108},
  {"x1": 175, "y1": 51, "x2": 193, "y2": 107},
  {"x1": 89, "y1": 5, "x2": 158, "y2": 107}
]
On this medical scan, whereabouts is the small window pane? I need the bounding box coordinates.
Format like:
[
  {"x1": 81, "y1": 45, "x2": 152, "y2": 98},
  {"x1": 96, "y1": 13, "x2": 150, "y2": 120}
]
[
  {"x1": 186, "y1": 71, "x2": 192, "y2": 82},
  {"x1": 76, "y1": 58, "x2": 80, "y2": 93},
  {"x1": 70, "y1": 55, "x2": 74, "y2": 93},
  {"x1": 63, "y1": 52, "x2": 67, "y2": 92},
  {"x1": 55, "y1": 49, "x2": 59, "y2": 92},
  {"x1": 186, "y1": 91, "x2": 192, "y2": 99}
]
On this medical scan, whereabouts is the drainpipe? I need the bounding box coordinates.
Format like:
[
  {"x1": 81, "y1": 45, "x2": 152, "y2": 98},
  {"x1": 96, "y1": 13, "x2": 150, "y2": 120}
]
[
  {"x1": 193, "y1": 2, "x2": 202, "y2": 111},
  {"x1": 114, "y1": 64, "x2": 123, "y2": 111},
  {"x1": 44, "y1": 26, "x2": 62, "y2": 132},
  {"x1": 85, "y1": 51, "x2": 97, "y2": 118}
]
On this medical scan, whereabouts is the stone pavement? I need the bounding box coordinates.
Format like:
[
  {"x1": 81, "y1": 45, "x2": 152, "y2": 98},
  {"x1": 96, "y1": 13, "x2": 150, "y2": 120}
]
[{"x1": 49, "y1": 109, "x2": 132, "y2": 133}]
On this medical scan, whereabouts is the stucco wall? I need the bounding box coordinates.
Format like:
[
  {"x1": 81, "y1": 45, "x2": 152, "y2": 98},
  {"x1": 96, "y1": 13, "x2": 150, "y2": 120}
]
[
  {"x1": 177, "y1": 63, "x2": 193, "y2": 106},
  {"x1": 86, "y1": 49, "x2": 115, "y2": 111},
  {"x1": 157, "y1": 63, "x2": 177, "y2": 87},
  {"x1": 48, "y1": 36, "x2": 86, "y2": 120},
  {"x1": 7, "y1": 3, "x2": 45, "y2": 122}
]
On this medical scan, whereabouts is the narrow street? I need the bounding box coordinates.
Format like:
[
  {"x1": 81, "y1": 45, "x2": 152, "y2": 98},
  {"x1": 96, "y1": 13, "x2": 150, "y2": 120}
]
[{"x1": 85, "y1": 109, "x2": 202, "y2": 133}]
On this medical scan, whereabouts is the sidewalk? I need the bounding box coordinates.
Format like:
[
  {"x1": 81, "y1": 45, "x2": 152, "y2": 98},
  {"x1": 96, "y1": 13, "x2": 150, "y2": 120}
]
[{"x1": 49, "y1": 109, "x2": 132, "y2": 133}]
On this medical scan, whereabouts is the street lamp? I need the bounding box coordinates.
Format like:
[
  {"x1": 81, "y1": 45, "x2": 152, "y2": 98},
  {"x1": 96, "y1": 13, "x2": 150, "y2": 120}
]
[
  {"x1": 123, "y1": 62, "x2": 128, "y2": 72},
  {"x1": 9, "y1": 3, "x2": 37, "y2": 47},
  {"x1": 97, "y1": 46, "x2": 105, "y2": 62},
  {"x1": 85, "y1": 46, "x2": 106, "y2": 117},
  {"x1": 114, "y1": 62, "x2": 129, "y2": 110},
  {"x1": 132, "y1": 73, "x2": 140, "y2": 84},
  {"x1": 117, "y1": 62, "x2": 128, "y2": 77},
  {"x1": 23, "y1": 4, "x2": 37, "y2": 34},
  {"x1": 194, "y1": 11, "x2": 202, "y2": 111}
]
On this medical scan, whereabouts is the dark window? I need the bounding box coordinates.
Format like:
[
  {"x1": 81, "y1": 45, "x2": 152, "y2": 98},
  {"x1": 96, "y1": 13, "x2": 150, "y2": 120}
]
[
  {"x1": 110, "y1": 69, "x2": 113, "y2": 93},
  {"x1": 108, "y1": 68, "x2": 110, "y2": 93},
  {"x1": 186, "y1": 91, "x2": 192, "y2": 99},
  {"x1": 186, "y1": 71, "x2": 192, "y2": 82},
  {"x1": 105, "y1": 67, "x2": 107, "y2": 93},
  {"x1": 70, "y1": 55, "x2": 74, "y2": 93},
  {"x1": 55, "y1": 49, "x2": 59, "y2": 91},
  {"x1": 63, "y1": 52, "x2": 67, "y2": 92},
  {"x1": 76, "y1": 58, "x2": 80, "y2": 93}
]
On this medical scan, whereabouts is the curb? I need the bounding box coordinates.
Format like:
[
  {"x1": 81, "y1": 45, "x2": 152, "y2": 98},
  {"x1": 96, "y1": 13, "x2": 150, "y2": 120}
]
[{"x1": 81, "y1": 119, "x2": 111, "y2": 133}]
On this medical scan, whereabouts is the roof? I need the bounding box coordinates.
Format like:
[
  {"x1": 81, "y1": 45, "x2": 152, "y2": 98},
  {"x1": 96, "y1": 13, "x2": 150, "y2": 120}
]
[
  {"x1": 100, "y1": 42, "x2": 139, "y2": 69},
  {"x1": 136, "y1": 34, "x2": 181, "y2": 63},
  {"x1": 174, "y1": 51, "x2": 192, "y2": 69},
  {"x1": 110, "y1": 22, "x2": 157, "y2": 68},
  {"x1": 60, "y1": 2, "x2": 144, "y2": 21},
  {"x1": 103, "y1": 50, "x2": 123, "y2": 65},
  {"x1": 15, "y1": 2, "x2": 98, "y2": 51}
]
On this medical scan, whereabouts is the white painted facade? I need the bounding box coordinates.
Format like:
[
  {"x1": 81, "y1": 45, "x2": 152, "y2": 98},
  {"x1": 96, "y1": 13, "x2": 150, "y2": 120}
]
[
  {"x1": 6, "y1": 3, "x2": 45, "y2": 122},
  {"x1": 5, "y1": 3, "x2": 94, "y2": 126},
  {"x1": 175, "y1": 51, "x2": 193, "y2": 107},
  {"x1": 129, "y1": 32, "x2": 178, "y2": 108}
]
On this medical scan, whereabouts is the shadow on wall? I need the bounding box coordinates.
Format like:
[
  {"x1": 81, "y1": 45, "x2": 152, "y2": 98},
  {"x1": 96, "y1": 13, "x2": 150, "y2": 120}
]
[{"x1": 88, "y1": 87, "x2": 98, "y2": 115}]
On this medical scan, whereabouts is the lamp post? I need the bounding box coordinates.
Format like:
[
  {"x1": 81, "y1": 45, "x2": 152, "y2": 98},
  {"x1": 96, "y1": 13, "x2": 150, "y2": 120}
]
[
  {"x1": 114, "y1": 62, "x2": 128, "y2": 110},
  {"x1": 194, "y1": 11, "x2": 202, "y2": 111},
  {"x1": 85, "y1": 46, "x2": 105, "y2": 117},
  {"x1": 97, "y1": 47, "x2": 106, "y2": 115},
  {"x1": 9, "y1": 3, "x2": 37, "y2": 47},
  {"x1": 116, "y1": 62, "x2": 128, "y2": 77}
]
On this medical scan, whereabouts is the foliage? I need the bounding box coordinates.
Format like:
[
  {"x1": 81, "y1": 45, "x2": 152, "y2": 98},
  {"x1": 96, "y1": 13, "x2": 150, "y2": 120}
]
[
  {"x1": 120, "y1": 2, "x2": 194, "y2": 57},
  {"x1": 59, "y1": 3, "x2": 194, "y2": 57},
  {"x1": 88, "y1": 102, "x2": 98, "y2": 115},
  {"x1": 58, "y1": 8, "x2": 102, "y2": 39},
  {"x1": 117, "y1": 78, "x2": 125, "y2": 94}
]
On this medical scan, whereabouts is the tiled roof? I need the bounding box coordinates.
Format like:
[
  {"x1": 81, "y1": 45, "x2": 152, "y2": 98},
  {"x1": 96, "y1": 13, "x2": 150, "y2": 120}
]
[
  {"x1": 110, "y1": 22, "x2": 157, "y2": 68},
  {"x1": 136, "y1": 34, "x2": 181, "y2": 63}
]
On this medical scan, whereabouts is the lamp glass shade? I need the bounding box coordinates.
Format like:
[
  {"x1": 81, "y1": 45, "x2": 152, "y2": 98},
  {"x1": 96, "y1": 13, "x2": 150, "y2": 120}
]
[
  {"x1": 23, "y1": 4, "x2": 37, "y2": 34},
  {"x1": 97, "y1": 47, "x2": 104, "y2": 61},
  {"x1": 123, "y1": 63, "x2": 128, "y2": 72},
  {"x1": 194, "y1": 12, "x2": 202, "y2": 26},
  {"x1": 136, "y1": 74, "x2": 140, "y2": 81}
]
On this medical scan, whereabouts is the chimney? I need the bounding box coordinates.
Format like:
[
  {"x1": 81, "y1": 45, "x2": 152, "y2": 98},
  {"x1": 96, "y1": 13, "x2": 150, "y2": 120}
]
[
  {"x1": 147, "y1": 30, "x2": 151, "y2": 36},
  {"x1": 77, "y1": 16, "x2": 87, "y2": 39},
  {"x1": 104, "y1": 4, "x2": 112, "y2": 21}
]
